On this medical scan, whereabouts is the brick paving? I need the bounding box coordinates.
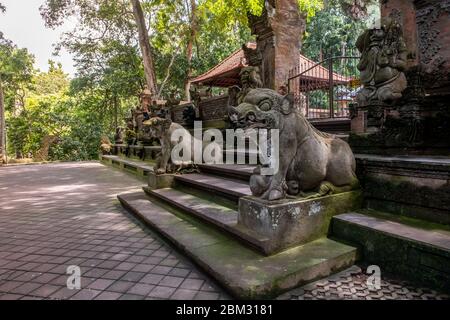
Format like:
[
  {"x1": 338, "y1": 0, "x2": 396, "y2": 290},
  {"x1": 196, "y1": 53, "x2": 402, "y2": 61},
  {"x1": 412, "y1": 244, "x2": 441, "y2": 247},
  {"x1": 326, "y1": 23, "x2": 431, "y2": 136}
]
[
  {"x1": 0, "y1": 162, "x2": 448, "y2": 300},
  {"x1": 278, "y1": 265, "x2": 450, "y2": 300},
  {"x1": 0, "y1": 162, "x2": 229, "y2": 300}
]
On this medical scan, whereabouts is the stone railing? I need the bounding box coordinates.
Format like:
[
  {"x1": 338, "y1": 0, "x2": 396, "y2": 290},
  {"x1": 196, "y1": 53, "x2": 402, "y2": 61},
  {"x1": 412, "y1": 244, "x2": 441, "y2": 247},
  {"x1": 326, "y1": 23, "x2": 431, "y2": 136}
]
[
  {"x1": 199, "y1": 94, "x2": 229, "y2": 122},
  {"x1": 170, "y1": 94, "x2": 230, "y2": 128}
]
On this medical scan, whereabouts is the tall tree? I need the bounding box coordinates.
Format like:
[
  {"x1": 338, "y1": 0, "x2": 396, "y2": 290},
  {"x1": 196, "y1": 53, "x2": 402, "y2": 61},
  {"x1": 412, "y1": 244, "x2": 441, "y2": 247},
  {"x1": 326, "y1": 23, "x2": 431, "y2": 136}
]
[
  {"x1": 184, "y1": 0, "x2": 198, "y2": 101},
  {"x1": 0, "y1": 42, "x2": 35, "y2": 161},
  {"x1": 130, "y1": 0, "x2": 158, "y2": 96},
  {"x1": 302, "y1": 0, "x2": 369, "y2": 61},
  {"x1": 0, "y1": 4, "x2": 7, "y2": 162},
  {"x1": 0, "y1": 71, "x2": 5, "y2": 163}
]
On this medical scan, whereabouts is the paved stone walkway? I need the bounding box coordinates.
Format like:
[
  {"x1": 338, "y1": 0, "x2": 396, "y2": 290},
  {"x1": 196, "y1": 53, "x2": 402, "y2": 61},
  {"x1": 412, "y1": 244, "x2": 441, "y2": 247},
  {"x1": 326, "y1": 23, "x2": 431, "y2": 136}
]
[
  {"x1": 0, "y1": 162, "x2": 230, "y2": 300},
  {"x1": 278, "y1": 265, "x2": 449, "y2": 300},
  {"x1": 0, "y1": 162, "x2": 448, "y2": 300}
]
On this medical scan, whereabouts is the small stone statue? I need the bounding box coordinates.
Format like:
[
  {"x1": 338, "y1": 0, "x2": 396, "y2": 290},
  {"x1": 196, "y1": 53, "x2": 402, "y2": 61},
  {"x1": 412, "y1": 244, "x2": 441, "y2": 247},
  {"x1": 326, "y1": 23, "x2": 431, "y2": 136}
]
[
  {"x1": 227, "y1": 85, "x2": 241, "y2": 108},
  {"x1": 182, "y1": 104, "x2": 197, "y2": 127},
  {"x1": 114, "y1": 127, "x2": 124, "y2": 144},
  {"x1": 356, "y1": 17, "x2": 408, "y2": 106},
  {"x1": 100, "y1": 135, "x2": 112, "y2": 155},
  {"x1": 125, "y1": 114, "x2": 136, "y2": 145},
  {"x1": 131, "y1": 87, "x2": 153, "y2": 143},
  {"x1": 143, "y1": 117, "x2": 204, "y2": 174},
  {"x1": 237, "y1": 66, "x2": 263, "y2": 104}
]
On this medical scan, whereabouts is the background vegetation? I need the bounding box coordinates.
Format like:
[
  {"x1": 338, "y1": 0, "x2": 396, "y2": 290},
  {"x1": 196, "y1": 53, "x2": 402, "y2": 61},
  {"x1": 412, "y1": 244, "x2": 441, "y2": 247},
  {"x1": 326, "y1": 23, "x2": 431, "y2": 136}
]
[{"x1": 0, "y1": 0, "x2": 376, "y2": 162}]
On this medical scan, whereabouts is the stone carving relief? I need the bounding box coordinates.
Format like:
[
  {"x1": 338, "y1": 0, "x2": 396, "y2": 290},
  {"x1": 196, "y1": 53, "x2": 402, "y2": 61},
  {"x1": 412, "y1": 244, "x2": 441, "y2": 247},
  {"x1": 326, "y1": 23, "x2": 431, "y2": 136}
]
[
  {"x1": 416, "y1": 1, "x2": 450, "y2": 66},
  {"x1": 356, "y1": 16, "x2": 409, "y2": 107},
  {"x1": 415, "y1": 0, "x2": 450, "y2": 89},
  {"x1": 237, "y1": 66, "x2": 263, "y2": 104}
]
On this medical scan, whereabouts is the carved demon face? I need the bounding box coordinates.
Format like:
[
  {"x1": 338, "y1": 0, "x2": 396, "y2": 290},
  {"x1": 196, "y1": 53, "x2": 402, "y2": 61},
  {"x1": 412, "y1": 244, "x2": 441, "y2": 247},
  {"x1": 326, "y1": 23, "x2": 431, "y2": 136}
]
[
  {"x1": 142, "y1": 117, "x2": 172, "y2": 140},
  {"x1": 229, "y1": 88, "x2": 293, "y2": 129}
]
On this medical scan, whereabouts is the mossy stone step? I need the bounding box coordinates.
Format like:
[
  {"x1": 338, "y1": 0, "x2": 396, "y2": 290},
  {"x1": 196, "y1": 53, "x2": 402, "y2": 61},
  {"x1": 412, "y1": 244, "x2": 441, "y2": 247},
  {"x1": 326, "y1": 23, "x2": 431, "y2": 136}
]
[
  {"x1": 101, "y1": 155, "x2": 155, "y2": 179},
  {"x1": 197, "y1": 163, "x2": 256, "y2": 181},
  {"x1": 144, "y1": 187, "x2": 272, "y2": 254},
  {"x1": 174, "y1": 173, "x2": 252, "y2": 203},
  {"x1": 331, "y1": 211, "x2": 450, "y2": 292},
  {"x1": 118, "y1": 192, "x2": 357, "y2": 299},
  {"x1": 102, "y1": 155, "x2": 154, "y2": 171}
]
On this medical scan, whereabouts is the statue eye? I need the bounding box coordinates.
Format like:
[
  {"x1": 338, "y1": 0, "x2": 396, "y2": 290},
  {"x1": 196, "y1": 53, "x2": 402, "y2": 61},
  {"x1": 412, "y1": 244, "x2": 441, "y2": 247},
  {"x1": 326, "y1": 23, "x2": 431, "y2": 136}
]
[{"x1": 259, "y1": 101, "x2": 271, "y2": 111}]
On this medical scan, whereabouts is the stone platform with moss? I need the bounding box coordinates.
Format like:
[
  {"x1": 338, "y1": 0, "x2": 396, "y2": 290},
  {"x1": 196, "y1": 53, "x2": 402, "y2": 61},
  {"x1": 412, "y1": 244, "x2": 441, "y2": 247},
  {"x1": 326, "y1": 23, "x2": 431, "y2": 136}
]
[
  {"x1": 118, "y1": 191, "x2": 357, "y2": 299},
  {"x1": 101, "y1": 154, "x2": 155, "y2": 180},
  {"x1": 355, "y1": 154, "x2": 450, "y2": 225},
  {"x1": 331, "y1": 210, "x2": 450, "y2": 292},
  {"x1": 116, "y1": 161, "x2": 362, "y2": 298}
]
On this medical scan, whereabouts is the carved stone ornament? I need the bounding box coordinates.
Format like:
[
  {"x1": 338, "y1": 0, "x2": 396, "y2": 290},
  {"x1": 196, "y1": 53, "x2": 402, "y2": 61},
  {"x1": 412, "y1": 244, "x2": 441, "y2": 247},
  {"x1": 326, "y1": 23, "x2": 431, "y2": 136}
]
[{"x1": 356, "y1": 16, "x2": 409, "y2": 106}]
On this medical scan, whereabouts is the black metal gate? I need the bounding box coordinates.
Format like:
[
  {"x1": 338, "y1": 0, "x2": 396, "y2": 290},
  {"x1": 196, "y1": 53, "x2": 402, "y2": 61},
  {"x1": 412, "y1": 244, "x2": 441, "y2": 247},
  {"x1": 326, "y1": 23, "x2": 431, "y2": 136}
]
[{"x1": 288, "y1": 55, "x2": 360, "y2": 120}]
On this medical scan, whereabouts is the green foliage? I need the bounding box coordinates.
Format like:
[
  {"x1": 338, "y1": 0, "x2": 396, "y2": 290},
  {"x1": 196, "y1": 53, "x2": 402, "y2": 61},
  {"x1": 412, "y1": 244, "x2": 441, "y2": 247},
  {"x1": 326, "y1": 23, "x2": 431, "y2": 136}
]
[
  {"x1": 201, "y1": 0, "x2": 324, "y2": 29},
  {"x1": 302, "y1": 1, "x2": 368, "y2": 61},
  {"x1": 0, "y1": 44, "x2": 35, "y2": 111},
  {"x1": 298, "y1": 0, "x2": 324, "y2": 20},
  {"x1": 4, "y1": 60, "x2": 121, "y2": 161},
  {"x1": 1, "y1": 0, "x2": 376, "y2": 162}
]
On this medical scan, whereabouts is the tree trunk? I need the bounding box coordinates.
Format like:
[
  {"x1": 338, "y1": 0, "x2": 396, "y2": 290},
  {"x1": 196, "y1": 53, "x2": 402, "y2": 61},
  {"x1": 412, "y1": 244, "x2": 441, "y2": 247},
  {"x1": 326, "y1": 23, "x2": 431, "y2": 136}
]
[
  {"x1": 0, "y1": 75, "x2": 5, "y2": 163},
  {"x1": 114, "y1": 94, "x2": 118, "y2": 130},
  {"x1": 131, "y1": 0, "x2": 158, "y2": 97},
  {"x1": 184, "y1": 0, "x2": 198, "y2": 101}
]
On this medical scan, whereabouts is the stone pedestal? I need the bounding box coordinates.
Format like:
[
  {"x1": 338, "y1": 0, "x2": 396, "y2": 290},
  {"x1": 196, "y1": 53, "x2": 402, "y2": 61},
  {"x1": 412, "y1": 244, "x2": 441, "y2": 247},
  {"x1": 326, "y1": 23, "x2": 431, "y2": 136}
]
[
  {"x1": 148, "y1": 172, "x2": 175, "y2": 190},
  {"x1": 238, "y1": 191, "x2": 363, "y2": 254}
]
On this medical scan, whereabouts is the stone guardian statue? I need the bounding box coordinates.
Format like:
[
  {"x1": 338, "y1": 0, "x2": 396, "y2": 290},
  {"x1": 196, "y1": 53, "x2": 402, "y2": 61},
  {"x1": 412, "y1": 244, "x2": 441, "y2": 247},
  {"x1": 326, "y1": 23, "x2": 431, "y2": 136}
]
[{"x1": 356, "y1": 17, "x2": 408, "y2": 106}]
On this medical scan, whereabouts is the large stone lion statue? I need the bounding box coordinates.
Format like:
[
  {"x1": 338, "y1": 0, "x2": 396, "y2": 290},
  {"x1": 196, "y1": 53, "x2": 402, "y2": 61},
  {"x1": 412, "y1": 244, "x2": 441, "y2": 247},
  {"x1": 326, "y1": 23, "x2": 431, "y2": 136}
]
[{"x1": 229, "y1": 88, "x2": 359, "y2": 201}]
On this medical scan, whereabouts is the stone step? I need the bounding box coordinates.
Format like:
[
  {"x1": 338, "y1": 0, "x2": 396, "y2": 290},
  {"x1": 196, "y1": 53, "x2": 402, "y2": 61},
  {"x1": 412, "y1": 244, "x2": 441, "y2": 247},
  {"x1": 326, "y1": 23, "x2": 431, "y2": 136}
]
[
  {"x1": 118, "y1": 192, "x2": 358, "y2": 299},
  {"x1": 101, "y1": 155, "x2": 154, "y2": 177},
  {"x1": 331, "y1": 211, "x2": 450, "y2": 292},
  {"x1": 197, "y1": 163, "x2": 255, "y2": 181},
  {"x1": 174, "y1": 173, "x2": 252, "y2": 203},
  {"x1": 144, "y1": 187, "x2": 272, "y2": 254},
  {"x1": 354, "y1": 153, "x2": 450, "y2": 225},
  {"x1": 222, "y1": 149, "x2": 262, "y2": 165}
]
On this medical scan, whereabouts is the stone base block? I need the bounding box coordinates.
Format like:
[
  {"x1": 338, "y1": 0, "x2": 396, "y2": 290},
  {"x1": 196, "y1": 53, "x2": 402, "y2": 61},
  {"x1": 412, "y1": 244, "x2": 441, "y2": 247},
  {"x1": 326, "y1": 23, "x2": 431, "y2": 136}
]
[
  {"x1": 332, "y1": 212, "x2": 450, "y2": 292},
  {"x1": 356, "y1": 154, "x2": 450, "y2": 225},
  {"x1": 238, "y1": 191, "x2": 363, "y2": 254},
  {"x1": 148, "y1": 171, "x2": 175, "y2": 189}
]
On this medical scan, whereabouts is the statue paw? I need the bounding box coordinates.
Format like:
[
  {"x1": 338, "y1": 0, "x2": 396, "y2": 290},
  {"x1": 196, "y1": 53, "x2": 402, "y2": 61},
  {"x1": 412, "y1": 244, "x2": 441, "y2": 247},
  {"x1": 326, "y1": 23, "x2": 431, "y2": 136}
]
[
  {"x1": 155, "y1": 168, "x2": 166, "y2": 175},
  {"x1": 268, "y1": 189, "x2": 284, "y2": 201}
]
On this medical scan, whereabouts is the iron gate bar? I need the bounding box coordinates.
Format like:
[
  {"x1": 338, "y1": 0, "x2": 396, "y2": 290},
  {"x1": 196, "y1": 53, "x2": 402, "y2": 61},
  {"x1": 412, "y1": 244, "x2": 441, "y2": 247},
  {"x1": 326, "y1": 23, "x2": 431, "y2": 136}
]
[
  {"x1": 288, "y1": 55, "x2": 360, "y2": 120},
  {"x1": 287, "y1": 56, "x2": 360, "y2": 82}
]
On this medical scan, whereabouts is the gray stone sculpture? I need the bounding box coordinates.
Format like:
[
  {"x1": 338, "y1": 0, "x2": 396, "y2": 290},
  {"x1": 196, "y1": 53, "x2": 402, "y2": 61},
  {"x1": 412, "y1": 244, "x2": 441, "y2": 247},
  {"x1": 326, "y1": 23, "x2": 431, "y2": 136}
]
[
  {"x1": 143, "y1": 117, "x2": 218, "y2": 175},
  {"x1": 230, "y1": 88, "x2": 359, "y2": 201},
  {"x1": 356, "y1": 17, "x2": 408, "y2": 106},
  {"x1": 237, "y1": 66, "x2": 263, "y2": 104}
]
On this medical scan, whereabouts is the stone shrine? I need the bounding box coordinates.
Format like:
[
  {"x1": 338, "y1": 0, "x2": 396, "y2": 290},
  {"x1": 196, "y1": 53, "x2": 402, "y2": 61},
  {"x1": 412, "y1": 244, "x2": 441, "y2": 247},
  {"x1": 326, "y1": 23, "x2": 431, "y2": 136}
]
[{"x1": 350, "y1": 0, "x2": 450, "y2": 155}]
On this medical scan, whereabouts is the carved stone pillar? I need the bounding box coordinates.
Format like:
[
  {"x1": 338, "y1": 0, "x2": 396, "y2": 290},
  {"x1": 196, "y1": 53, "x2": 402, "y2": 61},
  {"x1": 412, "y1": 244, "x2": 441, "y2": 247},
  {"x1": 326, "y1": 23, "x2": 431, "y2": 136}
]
[{"x1": 248, "y1": 0, "x2": 304, "y2": 90}]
